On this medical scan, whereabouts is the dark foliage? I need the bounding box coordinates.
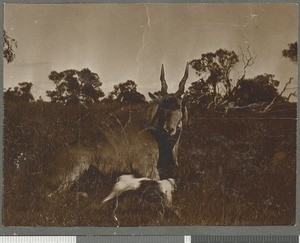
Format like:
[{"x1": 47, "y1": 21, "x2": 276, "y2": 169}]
[
  {"x1": 106, "y1": 80, "x2": 146, "y2": 104},
  {"x1": 4, "y1": 82, "x2": 34, "y2": 103},
  {"x1": 186, "y1": 78, "x2": 214, "y2": 108},
  {"x1": 3, "y1": 30, "x2": 17, "y2": 63},
  {"x1": 188, "y1": 48, "x2": 289, "y2": 110},
  {"x1": 190, "y1": 49, "x2": 239, "y2": 97},
  {"x1": 46, "y1": 68, "x2": 104, "y2": 105},
  {"x1": 282, "y1": 42, "x2": 297, "y2": 63},
  {"x1": 230, "y1": 74, "x2": 282, "y2": 106}
]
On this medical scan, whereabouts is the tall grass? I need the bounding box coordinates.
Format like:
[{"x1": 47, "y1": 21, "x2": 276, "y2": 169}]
[{"x1": 3, "y1": 101, "x2": 296, "y2": 226}]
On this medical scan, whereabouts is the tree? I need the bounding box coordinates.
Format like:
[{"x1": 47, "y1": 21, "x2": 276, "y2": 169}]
[
  {"x1": 3, "y1": 30, "x2": 17, "y2": 63},
  {"x1": 282, "y1": 42, "x2": 297, "y2": 63},
  {"x1": 190, "y1": 49, "x2": 239, "y2": 98},
  {"x1": 230, "y1": 74, "x2": 282, "y2": 106},
  {"x1": 46, "y1": 68, "x2": 104, "y2": 105},
  {"x1": 186, "y1": 78, "x2": 213, "y2": 108},
  {"x1": 107, "y1": 80, "x2": 145, "y2": 104},
  {"x1": 4, "y1": 82, "x2": 34, "y2": 103}
]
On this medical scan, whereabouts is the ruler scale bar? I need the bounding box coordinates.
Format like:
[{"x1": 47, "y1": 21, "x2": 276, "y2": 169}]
[
  {"x1": 191, "y1": 235, "x2": 299, "y2": 243},
  {"x1": 77, "y1": 236, "x2": 184, "y2": 243},
  {"x1": 0, "y1": 235, "x2": 298, "y2": 243},
  {"x1": 0, "y1": 236, "x2": 76, "y2": 243}
]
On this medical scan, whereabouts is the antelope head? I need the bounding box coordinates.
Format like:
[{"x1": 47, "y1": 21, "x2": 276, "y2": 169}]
[{"x1": 149, "y1": 63, "x2": 189, "y2": 136}]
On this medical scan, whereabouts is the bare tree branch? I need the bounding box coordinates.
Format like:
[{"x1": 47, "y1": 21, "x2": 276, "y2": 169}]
[
  {"x1": 287, "y1": 91, "x2": 296, "y2": 101},
  {"x1": 238, "y1": 46, "x2": 257, "y2": 78},
  {"x1": 263, "y1": 77, "x2": 294, "y2": 112}
]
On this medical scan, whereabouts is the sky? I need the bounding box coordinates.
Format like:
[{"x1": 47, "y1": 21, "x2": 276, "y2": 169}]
[{"x1": 4, "y1": 4, "x2": 298, "y2": 101}]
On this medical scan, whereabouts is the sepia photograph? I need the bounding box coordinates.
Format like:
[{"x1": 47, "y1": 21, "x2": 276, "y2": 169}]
[{"x1": 3, "y1": 3, "x2": 297, "y2": 227}]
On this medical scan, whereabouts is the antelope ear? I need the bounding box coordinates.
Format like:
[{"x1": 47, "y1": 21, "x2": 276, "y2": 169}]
[
  {"x1": 148, "y1": 92, "x2": 159, "y2": 101},
  {"x1": 147, "y1": 105, "x2": 158, "y2": 126}
]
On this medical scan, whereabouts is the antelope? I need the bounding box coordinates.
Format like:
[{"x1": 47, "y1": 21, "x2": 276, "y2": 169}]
[
  {"x1": 148, "y1": 63, "x2": 189, "y2": 179},
  {"x1": 48, "y1": 63, "x2": 189, "y2": 197}
]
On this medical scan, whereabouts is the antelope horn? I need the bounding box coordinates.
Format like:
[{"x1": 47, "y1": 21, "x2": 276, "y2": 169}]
[
  {"x1": 160, "y1": 64, "x2": 168, "y2": 95},
  {"x1": 176, "y1": 62, "x2": 189, "y2": 96}
]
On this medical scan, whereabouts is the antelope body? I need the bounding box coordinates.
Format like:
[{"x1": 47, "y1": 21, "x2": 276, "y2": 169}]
[{"x1": 49, "y1": 63, "x2": 189, "y2": 196}]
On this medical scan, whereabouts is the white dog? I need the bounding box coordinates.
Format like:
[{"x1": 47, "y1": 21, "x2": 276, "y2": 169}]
[{"x1": 101, "y1": 174, "x2": 176, "y2": 207}]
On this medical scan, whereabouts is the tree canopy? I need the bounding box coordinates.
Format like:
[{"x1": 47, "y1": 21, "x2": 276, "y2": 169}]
[
  {"x1": 190, "y1": 49, "x2": 239, "y2": 97},
  {"x1": 3, "y1": 30, "x2": 17, "y2": 63},
  {"x1": 186, "y1": 78, "x2": 213, "y2": 108},
  {"x1": 4, "y1": 82, "x2": 34, "y2": 103},
  {"x1": 230, "y1": 74, "x2": 281, "y2": 106},
  {"x1": 187, "y1": 47, "x2": 288, "y2": 109},
  {"x1": 46, "y1": 68, "x2": 104, "y2": 105},
  {"x1": 107, "y1": 80, "x2": 145, "y2": 104},
  {"x1": 282, "y1": 42, "x2": 297, "y2": 63}
]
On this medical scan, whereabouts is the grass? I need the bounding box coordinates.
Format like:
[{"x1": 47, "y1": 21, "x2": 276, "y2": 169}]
[{"x1": 3, "y1": 101, "x2": 296, "y2": 226}]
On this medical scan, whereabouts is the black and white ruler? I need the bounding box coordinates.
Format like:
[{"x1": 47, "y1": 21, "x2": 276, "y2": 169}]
[{"x1": 0, "y1": 236, "x2": 298, "y2": 243}]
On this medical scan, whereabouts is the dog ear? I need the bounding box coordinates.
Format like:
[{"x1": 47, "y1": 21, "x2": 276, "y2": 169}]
[{"x1": 167, "y1": 178, "x2": 177, "y2": 190}]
